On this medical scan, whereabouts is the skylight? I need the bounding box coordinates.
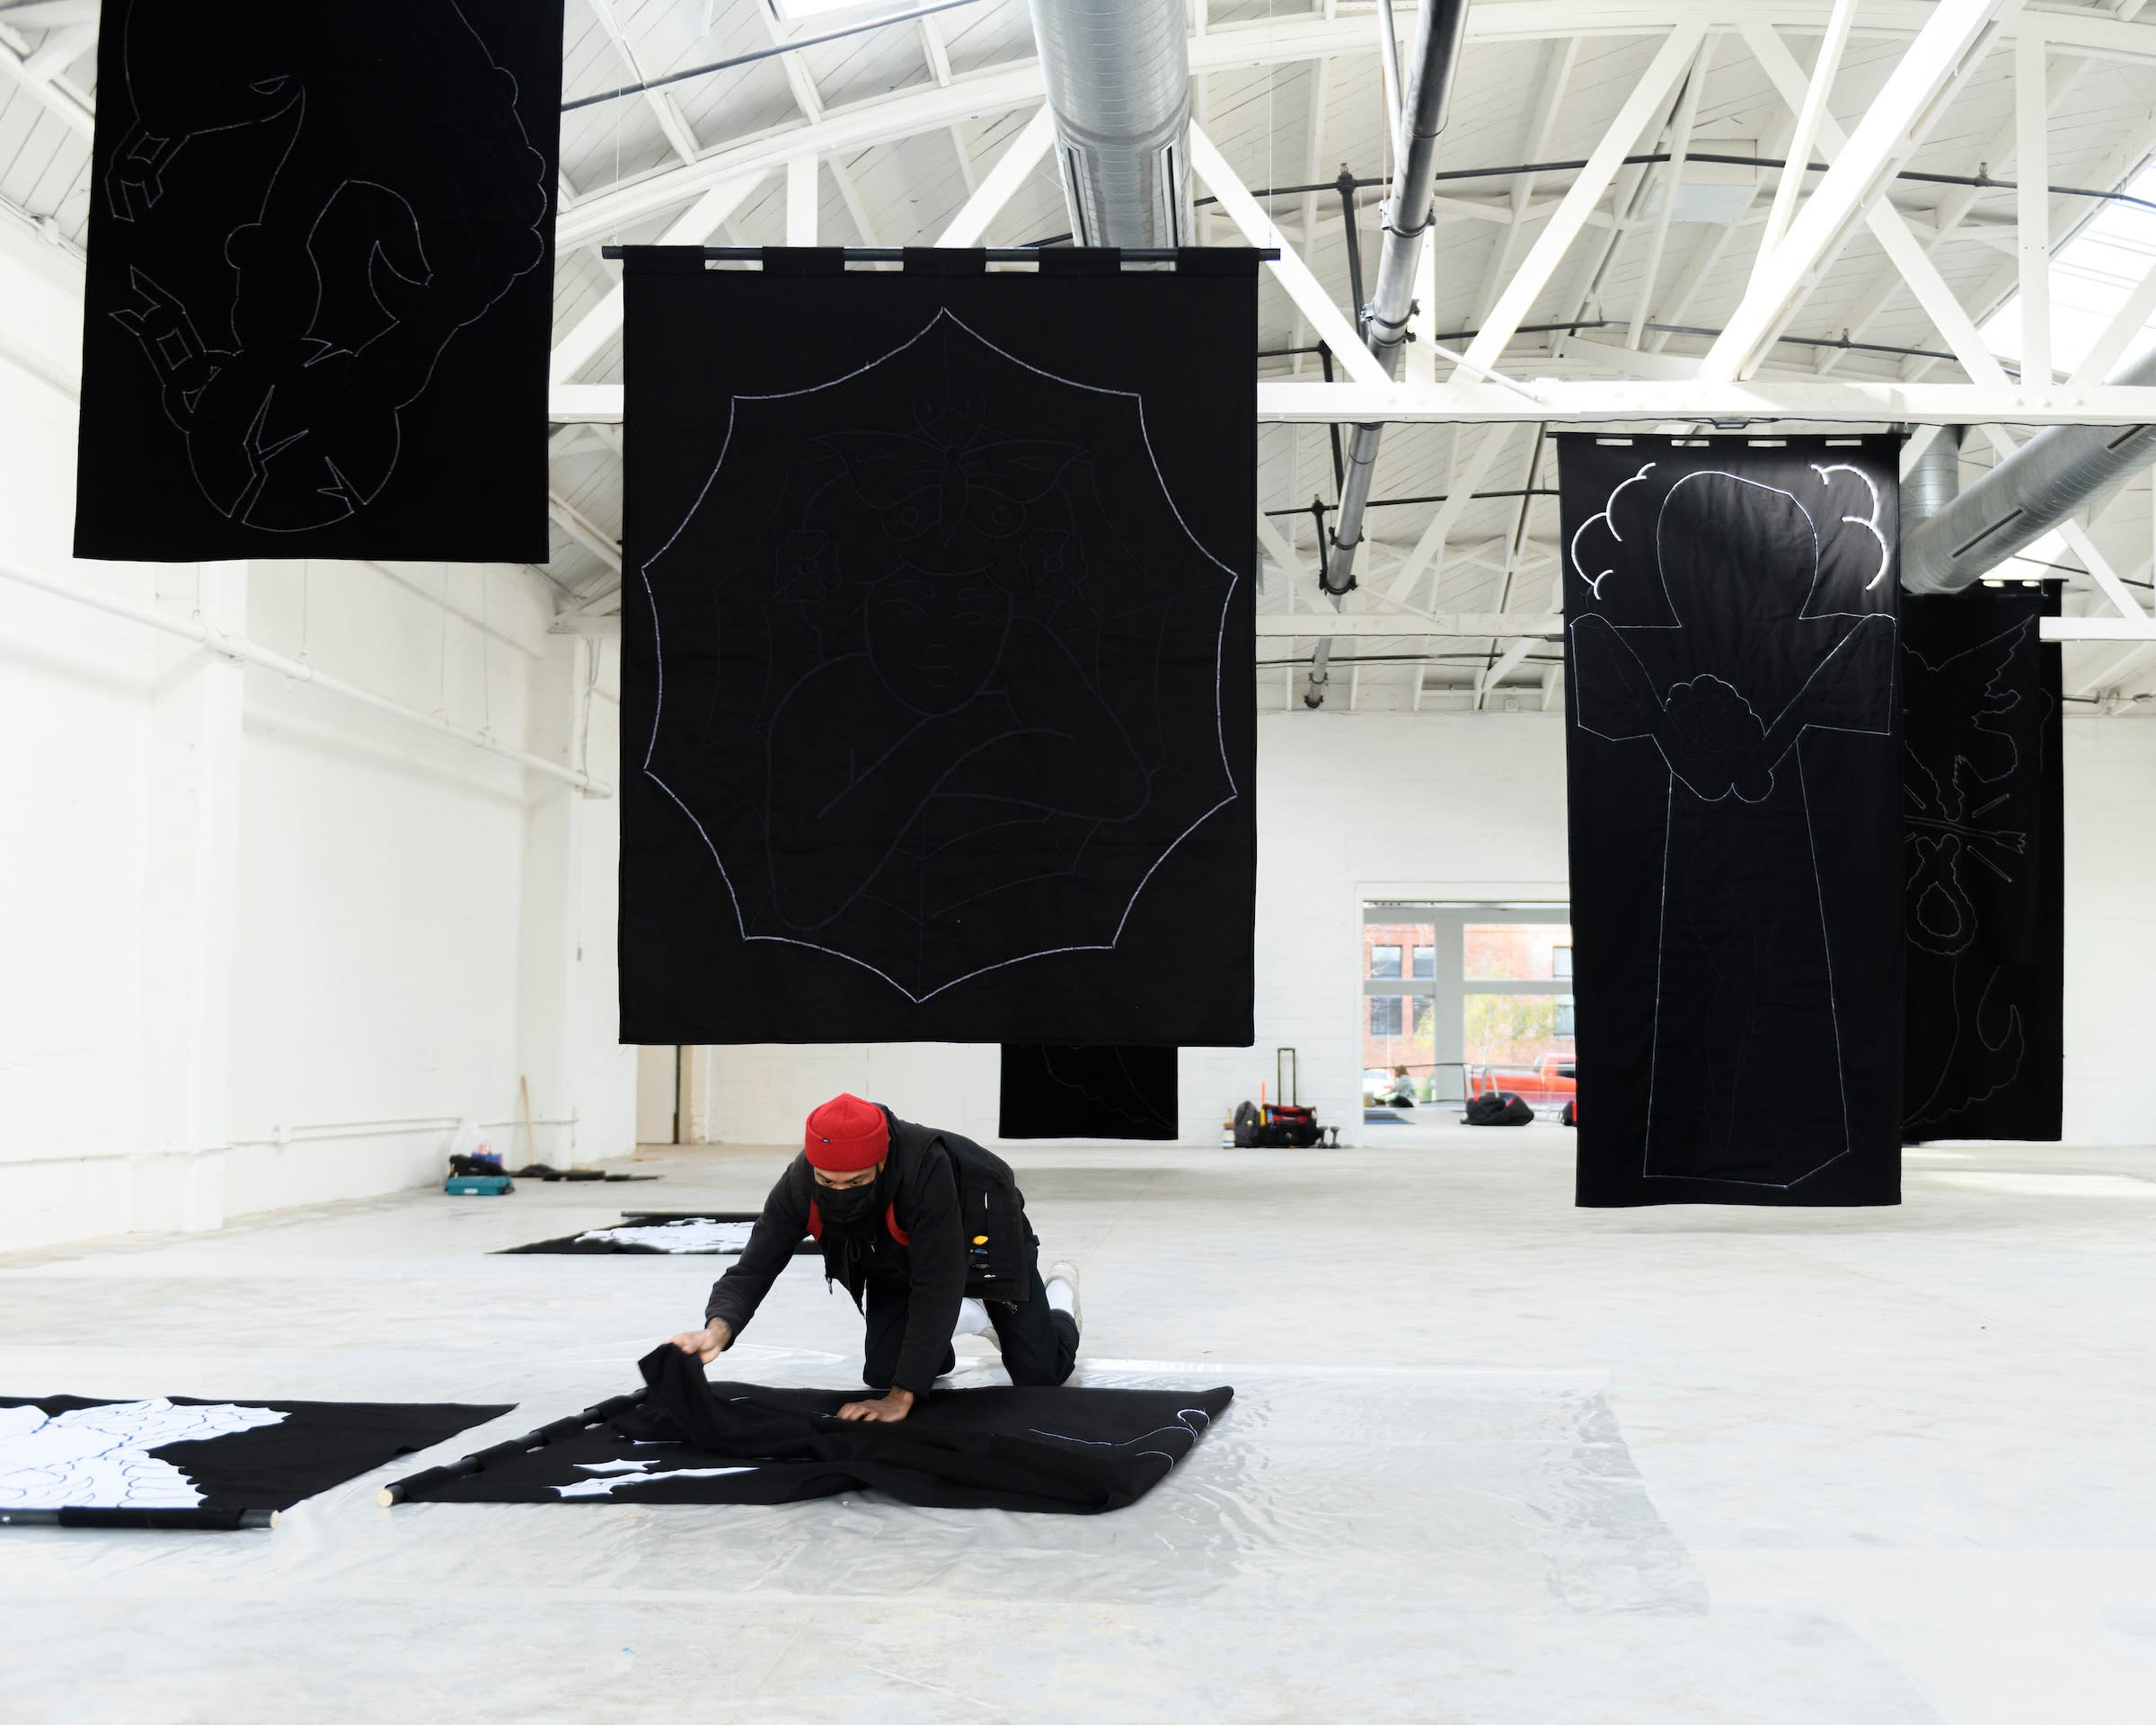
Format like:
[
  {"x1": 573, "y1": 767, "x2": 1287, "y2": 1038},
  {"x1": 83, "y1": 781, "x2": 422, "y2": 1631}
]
[{"x1": 1981, "y1": 161, "x2": 2156, "y2": 380}]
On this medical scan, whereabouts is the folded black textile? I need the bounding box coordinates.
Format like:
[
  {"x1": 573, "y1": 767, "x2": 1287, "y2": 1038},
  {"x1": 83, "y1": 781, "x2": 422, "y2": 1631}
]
[
  {"x1": 510, "y1": 1164, "x2": 662, "y2": 1182},
  {"x1": 401, "y1": 1347, "x2": 1232, "y2": 1514}
]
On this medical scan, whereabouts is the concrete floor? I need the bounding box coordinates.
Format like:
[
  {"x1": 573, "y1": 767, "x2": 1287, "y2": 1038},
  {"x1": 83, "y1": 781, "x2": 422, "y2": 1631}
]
[{"x1": 3, "y1": 1124, "x2": 2154, "y2": 1723}]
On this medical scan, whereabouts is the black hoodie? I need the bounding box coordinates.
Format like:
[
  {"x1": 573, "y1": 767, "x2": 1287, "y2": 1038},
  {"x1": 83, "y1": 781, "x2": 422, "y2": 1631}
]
[{"x1": 704, "y1": 1109, "x2": 1025, "y2": 1396}]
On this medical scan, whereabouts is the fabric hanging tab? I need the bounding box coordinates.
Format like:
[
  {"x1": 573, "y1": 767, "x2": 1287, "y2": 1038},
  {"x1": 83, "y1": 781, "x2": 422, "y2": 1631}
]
[
  {"x1": 1173, "y1": 246, "x2": 1266, "y2": 277},
  {"x1": 618, "y1": 244, "x2": 709, "y2": 277},
  {"x1": 761, "y1": 247, "x2": 852, "y2": 276},
  {"x1": 1037, "y1": 248, "x2": 1124, "y2": 277},
  {"x1": 901, "y1": 248, "x2": 989, "y2": 276}
]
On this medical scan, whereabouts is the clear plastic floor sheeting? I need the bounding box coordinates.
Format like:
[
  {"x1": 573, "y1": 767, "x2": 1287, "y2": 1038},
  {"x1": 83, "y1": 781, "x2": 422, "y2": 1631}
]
[
  {"x1": 5, "y1": 1133, "x2": 2156, "y2": 1722},
  {"x1": 0, "y1": 1351, "x2": 1700, "y2": 1611}
]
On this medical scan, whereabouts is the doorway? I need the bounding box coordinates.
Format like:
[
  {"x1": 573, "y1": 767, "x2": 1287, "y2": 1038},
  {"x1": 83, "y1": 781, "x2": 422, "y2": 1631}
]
[
  {"x1": 634, "y1": 1046, "x2": 681, "y2": 1146},
  {"x1": 1361, "y1": 902, "x2": 1575, "y2": 1111}
]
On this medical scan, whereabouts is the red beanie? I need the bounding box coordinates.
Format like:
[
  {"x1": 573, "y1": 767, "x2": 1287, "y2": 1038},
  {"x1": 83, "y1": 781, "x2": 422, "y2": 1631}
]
[{"x1": 803, "y1": 1093, "x2": 888, "y2": 1172}]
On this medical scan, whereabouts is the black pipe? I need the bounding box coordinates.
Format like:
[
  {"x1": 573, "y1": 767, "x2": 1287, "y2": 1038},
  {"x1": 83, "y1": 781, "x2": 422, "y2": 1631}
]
[
  {"x1": 562, "y1": 0, "x2": 988, "y2": 113},
  {"x1": 1184, "y1": 154, "x2": 2156, "y2": 217},
  {"x1": 1317, "y1": 345, "x2": 1348, "y2": 494},
  {"x1": 1266, "y1": 487, "x2": 1559, "y2": 518},
  {"x1": 1257, "y1": 318, "x2": 2017, "y2": 376},
  {"x1": 1337, "y1": 165, "x2": 1369, "y2": 344}
]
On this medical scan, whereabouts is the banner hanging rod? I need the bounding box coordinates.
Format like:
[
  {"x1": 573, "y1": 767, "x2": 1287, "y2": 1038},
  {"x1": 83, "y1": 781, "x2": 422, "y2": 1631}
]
[{"x1": 600, "y1": 246, "x2": 1280, "y2": 263}]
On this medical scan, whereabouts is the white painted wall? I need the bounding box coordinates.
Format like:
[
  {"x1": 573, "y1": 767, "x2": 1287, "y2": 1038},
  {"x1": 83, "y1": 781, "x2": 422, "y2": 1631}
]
[
  {"x1": 0, "y1": 222, "x2": 635, "y2": 1252},
  {"x1": 2062, "y1": 712, "x2": 2156, "y2": 1143},
  {"x1": 0, "y1": 228, "x2": 158, "y2": 1250}
]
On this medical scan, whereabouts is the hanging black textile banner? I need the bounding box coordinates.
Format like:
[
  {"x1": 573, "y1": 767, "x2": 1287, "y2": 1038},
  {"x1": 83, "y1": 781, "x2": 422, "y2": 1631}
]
[
  {"x1": 1560, "y1": 435, "x2": 1904, "y2": 1207},
  {"x1": 399, "y1": 1346, "x2": 1231, "y2": 1514},
  {"x1": 73, "y1": 0, "x2": 564, "y2": 562},
  {"x1": 499, "y1": 1212, "x2": 818, "y2": 1256},
  {"x1": 617, "y1": 249, "x2": 1259, "y2": 1046},
  {"x1": 999, "y1": 1045, "x2": 1179, "y2": 1139},
  {"x1": 0, "y1": 1393, "x2": 507, "y2": 1528},
  {"x1": 1901, "y1": 586, "x2": 2063, "y2": 1140}
]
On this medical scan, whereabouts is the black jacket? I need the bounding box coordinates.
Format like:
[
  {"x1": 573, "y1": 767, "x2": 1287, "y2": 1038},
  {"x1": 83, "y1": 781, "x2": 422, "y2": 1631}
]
[{"x1": 704, "y1": 1110, "x2": 1027, "y2": 1396}]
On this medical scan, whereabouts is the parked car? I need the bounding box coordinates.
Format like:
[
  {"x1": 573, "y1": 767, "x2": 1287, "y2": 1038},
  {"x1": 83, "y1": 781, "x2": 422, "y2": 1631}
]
[{"x1": 1465, "y1": 1055, "x2": 1575, "y2": 1108}]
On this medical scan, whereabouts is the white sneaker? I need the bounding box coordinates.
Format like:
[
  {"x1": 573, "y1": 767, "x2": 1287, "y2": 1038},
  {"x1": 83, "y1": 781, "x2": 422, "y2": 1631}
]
[
  {"x1": 1044, "y1": 1261, "x2": 1082, "y2": 1331},
  {"x1": 952, "y1": 1296, "x2": 1001, "y2": 1353}
]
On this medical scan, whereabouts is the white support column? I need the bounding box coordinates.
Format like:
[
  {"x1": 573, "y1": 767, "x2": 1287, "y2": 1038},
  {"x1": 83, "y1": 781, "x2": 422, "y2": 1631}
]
[
  {"x1": 1471, "y1": 37, "x2": 1577, "y2": 330},
  {"x1": 1748, "y1": 0, "x2": 1860, "y2": 280},
  {"x1": 1189, "y1": 122, "x2": 1392, "y2": 388},
  {"x1": 1457, "y1": 25, "x2": 1704, "y2": 380},
  {"x1": 0, "y1": 23, "x2": 93, "y2": 137},
  {"x1": 549, "y1": 173, "x2": 767, "y2": 387},
  {"x1": 786, "y1": 156, "x2": 819, "y2": 246},
  {"x1": 132, "y1": 564, "x2": 249, "y2": 1234},
  {"x1": 2070, "y1": 252, "x2": 2156, "y2": 384},
  {"x1": 1703, "y1": 0, "x2": 2024, "y2": 383},
  {"x1": 1738, "y1": 19, "x2": 2013, "y2": 389},
  {"x1": 2016, "y1": 28, "x2": 2054, "y2": 388},
  {"x1": 1626, "y1": 34, "x2": 1708, "y2": 349},
  {"x1": 1818, "y1": 50, "x2": 2084, "y2": 376},
  {"x1": 936, "y1": 105, "x2": 1056, "y2": 246},
  {"x1": 1386, "y1": 424, "x2": 1515, "y2": 605},
  {"x1": 1475, "y1": 637, "x2": 1536, "y2": 708}
]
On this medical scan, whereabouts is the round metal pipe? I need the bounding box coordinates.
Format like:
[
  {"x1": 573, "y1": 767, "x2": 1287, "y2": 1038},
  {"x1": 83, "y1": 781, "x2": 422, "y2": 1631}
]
[
  {"x1": 1903, "y1": 347, "x2": 2156, "y2": 593},
  {"x1": 1305, "y1": 0, "x2": 1471, "y2": 707},
  {"x1": 1902, "y1": 423, "x2": 1962, "y2": 527},
  {"x1": 1026, "y1": 0, "x2": 1192, "y2": 248}
]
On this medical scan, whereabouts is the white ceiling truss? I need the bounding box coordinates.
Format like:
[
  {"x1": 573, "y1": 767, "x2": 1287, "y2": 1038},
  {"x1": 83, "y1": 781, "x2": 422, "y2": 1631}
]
[{"x1": 3, "y1": 0, "x2": 2156, "y2": 710}]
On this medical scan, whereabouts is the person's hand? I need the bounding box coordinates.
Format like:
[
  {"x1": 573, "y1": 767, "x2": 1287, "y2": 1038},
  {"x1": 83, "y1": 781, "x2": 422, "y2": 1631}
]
[
  {"x1": 668, "y1": 1319, "x2": 729, "y2": 1363},
  {"x1": 835, "y1": 1388, "x2": 915, "y2": 1423}
]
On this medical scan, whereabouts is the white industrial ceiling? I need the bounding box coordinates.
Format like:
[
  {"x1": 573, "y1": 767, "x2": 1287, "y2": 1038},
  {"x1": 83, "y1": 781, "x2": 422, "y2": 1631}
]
[{"x1": 4, "y1": 0, "x2": 2155, "y2": 708}]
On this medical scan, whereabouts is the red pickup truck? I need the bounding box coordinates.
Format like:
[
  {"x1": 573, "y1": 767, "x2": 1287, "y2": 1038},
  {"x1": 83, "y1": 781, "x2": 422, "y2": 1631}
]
[{"x1": 1466, "y1": 1055, "x2": 1576, "y2": 1108}]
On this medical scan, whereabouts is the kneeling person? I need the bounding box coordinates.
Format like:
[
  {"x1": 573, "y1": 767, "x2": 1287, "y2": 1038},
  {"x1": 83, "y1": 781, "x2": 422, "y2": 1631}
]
[{"x1": 669, "y1": 1094, "x2": 1081, "y2": 1423}]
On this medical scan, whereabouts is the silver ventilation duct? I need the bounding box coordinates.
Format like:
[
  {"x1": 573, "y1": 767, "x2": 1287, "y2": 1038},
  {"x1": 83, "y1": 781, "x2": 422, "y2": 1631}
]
[
  {"x1": 1902, "y1": 423, "x2": 1962, "y2": 529},
  {"x1": 1026, "y1": 0, "x2": 1192, "y2": 247},
  {"x1": 1902, "y1": 347, "x2": 2156, "y2": 593},
  {"x1": 1304, "y1": 0, "x2": 1473, "y2": 708}
]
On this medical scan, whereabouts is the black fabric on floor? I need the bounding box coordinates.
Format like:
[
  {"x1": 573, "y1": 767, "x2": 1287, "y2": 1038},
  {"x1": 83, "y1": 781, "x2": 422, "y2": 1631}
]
[
  {"x1": 74, "y1": 0, "x2": 563, "y2": 562},
  {"x1": 999, "y1": 1044, "x2": 1179, "y2": 1138},
  {"x1": 497, "y1": 1212, "x2": 818, "y2": 1257},
  {"x1": 401, "y1": 1347, "x2": 1231, "y2": 1514},
  {"x1": 0, "y1": 1393, "x2": 508, "y2": 1528},
  {"x1": 1901, "y1": 586, "x2": 2063, "y2": 1141},
  {"x1": 510, "y1": 1165, "x2": 662, "y2": 1182},
  {"x1": 616, "y1": 248, "x2": 1259, "y2": 1045},
  {"x1": 1560, "y1": 435, "x2": 1904, "y2": 1207}
]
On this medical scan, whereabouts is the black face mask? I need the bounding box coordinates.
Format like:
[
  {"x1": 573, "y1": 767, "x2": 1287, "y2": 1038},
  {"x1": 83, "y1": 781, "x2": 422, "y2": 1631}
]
[{"x1": 815, "y1": 1179, "x2": 879, "y2": 1227}]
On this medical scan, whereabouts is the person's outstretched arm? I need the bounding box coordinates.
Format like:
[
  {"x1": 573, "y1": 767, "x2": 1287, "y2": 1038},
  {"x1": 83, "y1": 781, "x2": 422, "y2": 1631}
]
[{"x1": 670, "y1": 1167, "x2": 808, "y2": 1359}]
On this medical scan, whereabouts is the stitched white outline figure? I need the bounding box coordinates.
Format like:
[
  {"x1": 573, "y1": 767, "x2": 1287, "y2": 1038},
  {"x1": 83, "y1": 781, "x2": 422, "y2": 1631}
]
[
  {"x1": 1567, "y1": 454, "x2": 1900, "y2": 1190},
  {"x1": 99, "y1": 1, "x2": 550, "y2": 535},
  {"x1": 641, "y1": 306, "x2": 1241, "y2": 1005},
  {"x1": 1902, "y1": 614, "x2": 2048, "y2": 1129}
]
